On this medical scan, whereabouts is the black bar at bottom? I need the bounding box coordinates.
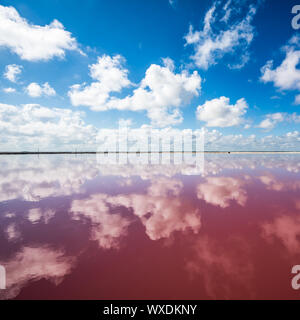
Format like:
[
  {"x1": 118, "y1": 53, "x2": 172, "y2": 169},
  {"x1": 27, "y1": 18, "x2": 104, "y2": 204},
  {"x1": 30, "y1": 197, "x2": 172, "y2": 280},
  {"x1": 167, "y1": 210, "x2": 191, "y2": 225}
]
[{"x1": 0, "y1": 300, "x2": 299, "y2": 319}]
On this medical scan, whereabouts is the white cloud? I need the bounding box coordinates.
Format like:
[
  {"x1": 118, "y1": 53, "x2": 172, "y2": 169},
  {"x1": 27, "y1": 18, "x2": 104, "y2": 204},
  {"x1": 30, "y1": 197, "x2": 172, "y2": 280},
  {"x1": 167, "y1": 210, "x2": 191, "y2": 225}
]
[
  {"x1": 221, "y1": 0, "x2": 232, "y2": 23},
  {"x1": 257, "y1": 118, "x2": 275, "y2": 130},
  {"x1": 147, "y1": 107, "x2": 183, "y2": 127},
  {"x1": 3, "y1": 87, "x2": 16, "y2": 93},
  {"x1": 69, "y1": 54, "x2": 132, "y2": 109},
  {"x1": 204, "y1": 128, "x2": 300, "y2": 151},
  {"x1": 3, "y1": 64, "x2": 22, "y2": 82},
  {"x1": 108, "y1": 61, "x2": 201, "y2": 127},
  {"x1": 196, "y1": 96, "x2": 248, "y2": 127},
  {"x1": 184, "y1": 1, "x2": 257, "y2": 69},
  {"x1": 228, "y1": 52, "x2": 250, "y2": 70},
  {"x1": 95, "y1": 125, "x2": 300, "y2": 155},
  {"x1": 257, "y1": 113, "x2": 285, "y2": 130},
  {"x1": 291, "y1": 112, "x2": 300, "y2": 123},
  {"x1": 0, "y1": 4, "x2": 81, "y2": 61},
  {"x1": 26, "y1": 82, "x2": 56, "y2": 98},
  {"x1": 261, "y1": 49, "x2": 300, "y2": 90},
  {"x1": 0, "y1": 102, "x2": 97, "y2": 151},
  {"x1": 294, "y1": 94, "x2": 300, "y2": 105},
  {"x1": 0, "y1": 103, "x2": 300, "y2": 152},
  {"x1": 261, "y1": 36, "x2": 300, "y2": 92},
  {"x1": 162, "y1": 57, "x2": 175, "y2": 71},
  {"x1": 257, "y1": 112, "x2": 300, "y2": 131},
  {"x1": 69, "y1": 55, "x2": 202, "y2": 127}
]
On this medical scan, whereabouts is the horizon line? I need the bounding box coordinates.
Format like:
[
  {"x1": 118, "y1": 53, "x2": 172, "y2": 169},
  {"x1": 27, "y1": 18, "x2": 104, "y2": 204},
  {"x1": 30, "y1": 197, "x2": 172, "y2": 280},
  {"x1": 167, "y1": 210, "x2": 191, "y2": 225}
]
[{"x1": 0, "y1": 151, "x2": 300, "y2": 155}]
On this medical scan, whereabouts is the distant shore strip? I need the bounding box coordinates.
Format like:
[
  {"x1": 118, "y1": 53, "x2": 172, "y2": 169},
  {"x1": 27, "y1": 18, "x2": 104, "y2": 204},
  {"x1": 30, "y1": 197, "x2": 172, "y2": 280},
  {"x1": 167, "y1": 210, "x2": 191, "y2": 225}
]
[{"x1": 0, "y1": 151, "x2": 300, "y2": 155}]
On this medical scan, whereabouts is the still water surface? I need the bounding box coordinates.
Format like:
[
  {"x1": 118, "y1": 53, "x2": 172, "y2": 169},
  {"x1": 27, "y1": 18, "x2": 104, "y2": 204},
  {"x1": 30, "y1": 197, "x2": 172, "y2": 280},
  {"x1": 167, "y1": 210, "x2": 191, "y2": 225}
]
[{"x1": 0, "y1": 154, "x2": 300, "y2": 299}]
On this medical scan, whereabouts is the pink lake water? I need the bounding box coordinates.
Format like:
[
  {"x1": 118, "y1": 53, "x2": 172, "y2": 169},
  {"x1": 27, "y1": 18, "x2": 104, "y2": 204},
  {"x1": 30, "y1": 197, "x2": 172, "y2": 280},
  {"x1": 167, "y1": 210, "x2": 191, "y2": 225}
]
[{"x1": 0, "y1": 154, "x2": 300, "y2": 300}]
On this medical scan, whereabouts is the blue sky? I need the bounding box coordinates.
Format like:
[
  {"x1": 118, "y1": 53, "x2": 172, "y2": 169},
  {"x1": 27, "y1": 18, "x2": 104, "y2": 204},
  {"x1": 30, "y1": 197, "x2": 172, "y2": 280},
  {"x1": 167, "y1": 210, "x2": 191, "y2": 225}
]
[{"x1": 0, "y1": 0, "x2": 300, "y2": 150}]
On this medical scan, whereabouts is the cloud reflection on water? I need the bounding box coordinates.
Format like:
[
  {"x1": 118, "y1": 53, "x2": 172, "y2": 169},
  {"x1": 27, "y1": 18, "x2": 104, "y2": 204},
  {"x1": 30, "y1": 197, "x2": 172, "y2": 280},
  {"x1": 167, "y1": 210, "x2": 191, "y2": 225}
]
[{"x1": 0, "y1": 154, "x2": 300, "y2": 299}]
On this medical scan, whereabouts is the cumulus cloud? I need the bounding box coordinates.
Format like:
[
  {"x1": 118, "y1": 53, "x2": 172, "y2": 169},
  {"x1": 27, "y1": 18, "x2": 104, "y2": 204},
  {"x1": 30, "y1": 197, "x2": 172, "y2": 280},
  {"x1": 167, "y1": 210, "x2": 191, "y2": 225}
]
[
  {"x1": 3, "y1": 64, "x2": 22, "y2": 82},
  {"x1": 260, "y1": 35, "x2": 300, "y2": 104},
  {"x1": 0, "y1": 102, "x2": 299, "y2": 152},
  {"x1": 3, "y1": 87, "x2": 16, "y2": 93},
  {"x1": 0, "y1": 102, "x2": 97, "y2": 151},
  {"x1": 196, "y1": 96, "x2": 248, "y2": 127},
  {"x1": 257, "y1": 113, "x2": 285, "y2": 130},
  {"x1": 97, "y1": 125, "x2": 300, "y2": 155},
  {"x1": 184, "y1": 1, "x2": 258, "y2": 69},
  {"x1": 257, "y1": 112, "x2": 300, "y2": 131},
  {"x1": 261, "y1": 36, "x2": 300, "y2": 92},
  {"x1": 0, "y1": 4, "x2": 81, "y2": 61},
  {"x1": 208, "y1": 130, "x2": 300, "y2": 151},
  {"x1": 107, "y1": 61, "x2": 201, "y2": 127},
  {"x1": 26, "y1": 82, "x2": 56, "y2": 98},
  {"x1": 291, "y1": 113, "x2": 300, "y2": 123},
  {"x1": 69, "y1": 55, "x2": 132, "y2": 109},
  {"x1": 69, "y1": 55, "x2": 201, "y2": 127},
  {"x1": 96, "y1": 125, "x2": 300, "y2": 154}
]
